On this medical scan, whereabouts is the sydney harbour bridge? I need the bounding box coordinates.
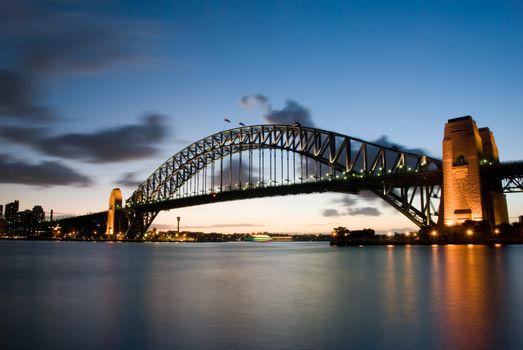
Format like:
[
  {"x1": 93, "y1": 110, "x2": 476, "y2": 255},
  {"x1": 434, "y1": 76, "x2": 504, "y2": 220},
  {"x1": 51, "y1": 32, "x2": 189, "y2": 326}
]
[{"x1": 60, "y1": 116, "x2": 523, "y2": 239}]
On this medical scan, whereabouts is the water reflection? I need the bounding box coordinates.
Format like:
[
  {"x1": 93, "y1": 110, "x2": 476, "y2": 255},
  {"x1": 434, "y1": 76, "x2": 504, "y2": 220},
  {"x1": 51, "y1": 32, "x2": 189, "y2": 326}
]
[{"x1": 0, "y1": 242, "x2": 522, "y2": 350}]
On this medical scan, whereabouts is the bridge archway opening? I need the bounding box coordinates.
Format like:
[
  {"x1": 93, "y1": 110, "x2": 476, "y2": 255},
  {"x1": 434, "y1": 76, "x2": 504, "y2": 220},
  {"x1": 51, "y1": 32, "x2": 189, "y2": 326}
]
[{"x1": 151, "y1": 191, "x2": 419, "y2": 235}]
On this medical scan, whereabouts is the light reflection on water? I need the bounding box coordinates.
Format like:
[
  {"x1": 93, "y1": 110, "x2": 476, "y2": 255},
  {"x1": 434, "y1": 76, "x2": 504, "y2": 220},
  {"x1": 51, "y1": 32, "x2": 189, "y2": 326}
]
[{"x1": 1, "y1": 241, "x2": 522, "y2": 350}]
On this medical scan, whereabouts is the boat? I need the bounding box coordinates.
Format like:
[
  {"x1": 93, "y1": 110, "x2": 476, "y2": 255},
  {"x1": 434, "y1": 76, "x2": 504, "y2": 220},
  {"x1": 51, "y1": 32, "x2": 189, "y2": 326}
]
[{"x1": 244, "y1": 234, "x2": 272, "y2": 242}]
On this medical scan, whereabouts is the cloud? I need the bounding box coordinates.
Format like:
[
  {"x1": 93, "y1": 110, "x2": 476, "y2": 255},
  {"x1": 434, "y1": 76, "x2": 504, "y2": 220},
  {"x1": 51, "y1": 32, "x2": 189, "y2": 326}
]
[
  {"x1": 335, "y1": 196, "x2": 357, "y2": 207},
  {"x1": 0, "y1": 1, "x2": 157, "y2": 123},
  {"x1": 358, "y1": 190, "x2": 378, "y2": 202},
  {"x1": 263, "y1": 99, "x2": 314, "y2": 127},
  {"x1": 186, "y1": 223, "x2": 264, "y2": 229},
  {"x1": 321, "y1": 209, "x2": 342, "y2": 217},
  {"x1": 348, "y1": 207, "x2": 381, "y2": 216},
  {"x1": 0, "y1": 70, "x2": 56, "y2": 122},
  {"x1": 212, "y1": 158, "x2": 258, "y2": 187},
  {"x1": 0, "y1": 114, "x2": 168, "y2": 163},
  {"x1": 239, "y1": 95, "x2": 315, "y2": 127},
  {"x1": 321, "y1": 193, "x2": 382, "y2": 217},
  {"x1": 372, "y1": 135, "x2": 427, "y2": 155},
  {"x1": 0, "y1": 154, "x2": 91, "y2": 187},
  {"x1": 151, "y1": 223, "x2": 264, "y2": 231},
  {"x1": 239, "y1": 95, "x2": 271, "y2": 112},
  {"x1": 116, "y1": 172, "x2": 143, "y2": 188}
]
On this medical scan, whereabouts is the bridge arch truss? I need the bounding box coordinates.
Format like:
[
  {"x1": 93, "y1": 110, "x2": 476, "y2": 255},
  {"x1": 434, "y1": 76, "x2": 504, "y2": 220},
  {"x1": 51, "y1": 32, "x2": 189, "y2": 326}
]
[{"x1": 125, "y1": 125, "x2": 442, "y2": 237}]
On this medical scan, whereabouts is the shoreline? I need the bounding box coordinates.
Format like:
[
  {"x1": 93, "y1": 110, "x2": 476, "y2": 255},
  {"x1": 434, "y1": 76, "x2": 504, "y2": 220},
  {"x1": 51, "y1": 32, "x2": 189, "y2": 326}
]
[{"x1": 331, "y1": 239, "x2": 523, "y2": 246}]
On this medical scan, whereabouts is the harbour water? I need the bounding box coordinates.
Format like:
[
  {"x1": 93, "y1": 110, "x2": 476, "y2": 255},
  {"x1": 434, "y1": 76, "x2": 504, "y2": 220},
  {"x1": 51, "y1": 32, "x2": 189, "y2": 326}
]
[{"x1": 1, "y1": 241, "x2": 523, "y2": 350}]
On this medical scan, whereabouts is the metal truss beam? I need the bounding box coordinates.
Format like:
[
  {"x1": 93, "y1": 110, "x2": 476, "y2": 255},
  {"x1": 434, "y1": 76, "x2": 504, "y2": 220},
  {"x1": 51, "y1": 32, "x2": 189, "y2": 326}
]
[{"x1": 125, "y1": 124, "x2": 443, "y2": 237}]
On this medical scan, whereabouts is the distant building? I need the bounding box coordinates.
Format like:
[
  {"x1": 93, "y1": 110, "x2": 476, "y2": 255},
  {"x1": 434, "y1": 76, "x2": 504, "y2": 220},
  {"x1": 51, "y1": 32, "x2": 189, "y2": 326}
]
[
  {"x1": 32, "y1": 206, "x2": 45, "y2": 223},
  {"x1": 0, "y1": 204, "x2": 3, "y2": 219},
  {"x1": 5, "y1": 200, "x2": 19, "y2": 224}
]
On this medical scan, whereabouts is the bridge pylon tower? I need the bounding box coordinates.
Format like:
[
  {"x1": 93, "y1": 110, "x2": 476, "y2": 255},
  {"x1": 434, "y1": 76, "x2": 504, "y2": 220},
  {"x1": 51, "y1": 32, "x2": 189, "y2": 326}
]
[
  {"x1": 106, "y1": 188, "x2": 126, "y2": 238},
  {"x1": 442, "y1": 116, "x2": 509, "y2": 226}
]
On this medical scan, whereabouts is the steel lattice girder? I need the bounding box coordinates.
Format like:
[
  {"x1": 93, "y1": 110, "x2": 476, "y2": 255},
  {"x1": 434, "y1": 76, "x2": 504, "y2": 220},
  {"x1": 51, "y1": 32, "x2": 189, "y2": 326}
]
[
  {"x1": 124, "y1": 125, "x2": 443, "y2": 236},
  {"x1": 502, "y1": 176, "x2": 523, "y2": 193}
]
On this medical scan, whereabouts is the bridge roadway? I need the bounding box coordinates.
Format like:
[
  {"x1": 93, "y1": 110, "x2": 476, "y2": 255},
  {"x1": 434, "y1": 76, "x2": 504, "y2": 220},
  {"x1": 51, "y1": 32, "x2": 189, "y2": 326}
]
[
  {"x1": 483, "y1": 162, "x2": 523, "y2": 192},
  {"x1": 57, "y1": 162, "x2": 522, "y2": 238},
  {"x1": 134, "y1": 170, "x2": 443, "y2": 213}
]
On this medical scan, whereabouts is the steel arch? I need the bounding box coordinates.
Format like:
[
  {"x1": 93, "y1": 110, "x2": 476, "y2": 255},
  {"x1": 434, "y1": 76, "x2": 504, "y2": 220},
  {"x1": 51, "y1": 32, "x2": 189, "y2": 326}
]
[{"x1": 125, "y1": 124, "x2": 442, "y2": 237}]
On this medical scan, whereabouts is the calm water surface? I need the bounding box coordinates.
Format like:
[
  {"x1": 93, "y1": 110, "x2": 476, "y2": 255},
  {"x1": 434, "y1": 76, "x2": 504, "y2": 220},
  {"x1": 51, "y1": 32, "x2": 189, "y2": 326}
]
[{"x1": 1, "y1": 241, "x2": 523, "y2": 350}]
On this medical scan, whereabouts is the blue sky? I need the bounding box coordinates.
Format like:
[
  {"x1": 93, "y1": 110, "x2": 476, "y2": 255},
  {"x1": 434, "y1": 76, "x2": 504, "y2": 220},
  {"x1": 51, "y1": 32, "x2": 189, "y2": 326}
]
[{"x1": 1, "y1": 0, "x2": 522, "y2": 233}]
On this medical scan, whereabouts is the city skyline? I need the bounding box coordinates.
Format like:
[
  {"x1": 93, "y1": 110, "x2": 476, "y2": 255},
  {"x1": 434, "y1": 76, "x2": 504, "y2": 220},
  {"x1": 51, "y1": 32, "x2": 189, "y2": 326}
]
[{"x1": 1, "y1": 0, "x2": 522, "y2": 234}]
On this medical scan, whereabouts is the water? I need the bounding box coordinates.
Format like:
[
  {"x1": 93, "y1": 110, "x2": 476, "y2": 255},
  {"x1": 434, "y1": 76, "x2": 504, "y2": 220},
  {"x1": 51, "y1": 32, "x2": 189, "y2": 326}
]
[{"x1": 1, "y1": 241, "x2": 523, "y2": 350}]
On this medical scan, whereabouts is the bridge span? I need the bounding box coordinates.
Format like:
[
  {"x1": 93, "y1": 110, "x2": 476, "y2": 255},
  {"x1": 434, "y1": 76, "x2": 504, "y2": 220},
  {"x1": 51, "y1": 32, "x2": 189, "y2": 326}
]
[{"x1": 60, "y1": 117, "x2": 522, "y2": 239}]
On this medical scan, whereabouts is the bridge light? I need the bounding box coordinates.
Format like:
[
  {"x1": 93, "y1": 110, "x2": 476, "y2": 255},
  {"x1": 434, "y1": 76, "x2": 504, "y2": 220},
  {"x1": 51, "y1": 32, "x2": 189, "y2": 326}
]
[
  {"x1": 494, "y1": 228, "x2": 500, "y2": 234},
  {"x1": 467, "y1": 229, "x2": 473, "y2": 236},
  {"x1": 431, "y1": 230, "x2": 438, "y2": 236}
]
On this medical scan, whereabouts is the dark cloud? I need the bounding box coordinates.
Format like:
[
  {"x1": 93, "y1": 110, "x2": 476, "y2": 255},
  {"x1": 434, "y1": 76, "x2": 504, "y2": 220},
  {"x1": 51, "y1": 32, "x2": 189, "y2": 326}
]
[
  {"x1": 358, "y1": 190, "x2": 378, "y2": 202},
  {"x1": 0, "y1": 1, "x2": 157, "y2": 123},
  {"x1": 321, "y1": 193, "x2": 381, "y2": 217},
  {"x1": 0, "y1": 70, "x2": 56, "y2": 122},
  {"x1": 116, "y1": 172, "x2": 143, "y2": 188},
  {"x1": 0, "y1": 114, "x2": 168, "y2": 163},
  {"x1": 321, "y1": 209, "x2": 342, "y2": 217},
  {"x1": 348, "y1": 207, "x2": 381, "y2": 216},
  {"x1": 335, "y1": 196, "x2": 357, "y2": 207},
  {"x1": 239, "y1": 95, "x2": 270, "y2": 112},
  {"x1": 372, "y1": 135, "x2": 427, "y2": 155},
  {"x1": 239, "y1": 95, "x2": 315, "y2": 127},
  {"x1": 0, "y1": 154, "x2": 91, "y2": 187},
  {"x1": 212, "y1": 158, "x2": 258, "y2": 188},
  {"x1": 263, "y1": 99, "x2": 314, "y2": 127}
]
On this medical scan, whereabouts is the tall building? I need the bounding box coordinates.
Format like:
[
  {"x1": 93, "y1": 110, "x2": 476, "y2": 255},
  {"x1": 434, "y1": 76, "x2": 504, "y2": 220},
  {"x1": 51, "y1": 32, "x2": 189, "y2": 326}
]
[
  {"x1": 32, "y1": 206, "x2": 45, "y2": 223},
  {"x1": 5, "y1": 200, "x2": 19, "y2": 224},
  {"x1": 442, "y1": 116, "x2": 508, "y2": 226}
]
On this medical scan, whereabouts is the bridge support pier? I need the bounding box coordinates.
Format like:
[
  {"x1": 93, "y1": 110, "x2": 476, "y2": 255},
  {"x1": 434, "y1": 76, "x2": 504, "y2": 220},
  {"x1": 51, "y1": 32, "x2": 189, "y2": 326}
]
[
  {"x1": 106, "y1": 188, "x2": 125, "y2": 239},
  {"x1": 442, "y1": 116, "x2": 508, "y2": 226},
  {"x1": 125, "y1": 209, "x2": 158, "y2": 239}
]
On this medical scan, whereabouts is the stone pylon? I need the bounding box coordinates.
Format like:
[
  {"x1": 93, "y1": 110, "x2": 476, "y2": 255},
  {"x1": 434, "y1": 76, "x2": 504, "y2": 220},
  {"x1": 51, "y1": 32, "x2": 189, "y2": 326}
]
[{"x1": 442, "y1": 116, "x2": 508, "y2": 226}]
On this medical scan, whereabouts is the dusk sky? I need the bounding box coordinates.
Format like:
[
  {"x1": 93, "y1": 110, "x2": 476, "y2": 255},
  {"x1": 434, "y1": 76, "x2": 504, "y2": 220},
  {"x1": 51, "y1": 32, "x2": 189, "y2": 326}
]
[{"x1": 1, "y1": 0, "x2": 522, "y2": 234}]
